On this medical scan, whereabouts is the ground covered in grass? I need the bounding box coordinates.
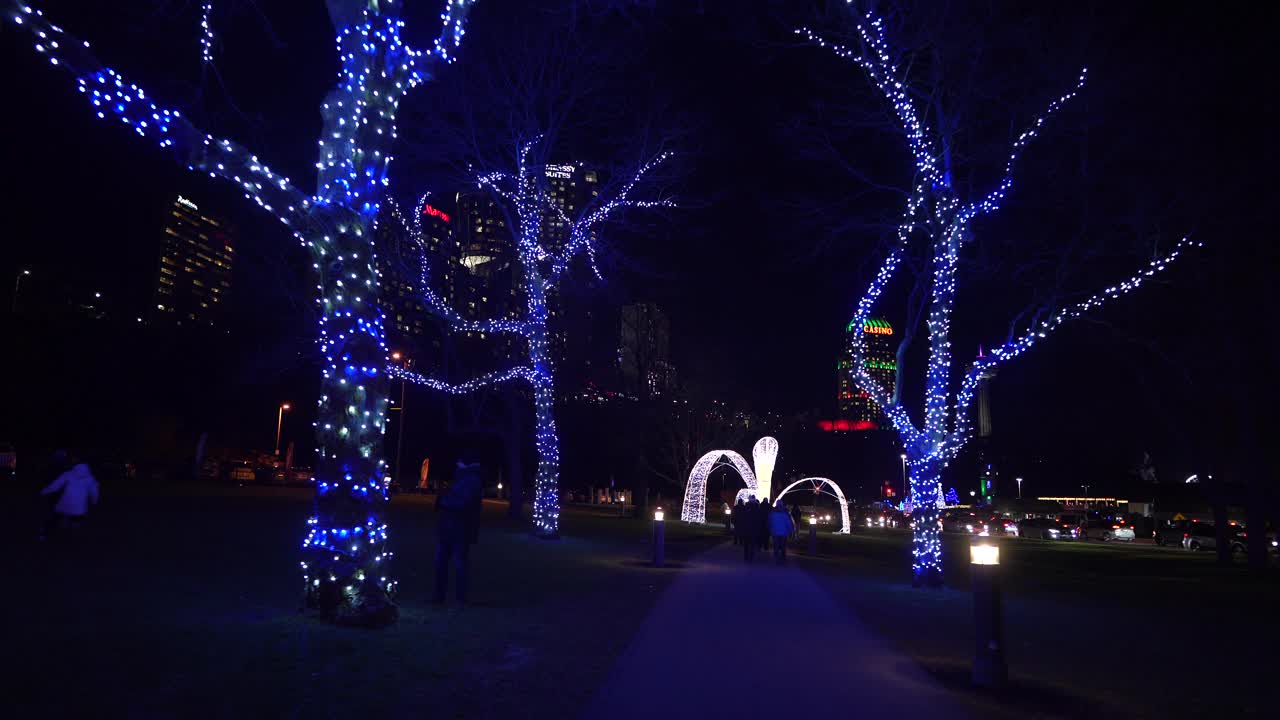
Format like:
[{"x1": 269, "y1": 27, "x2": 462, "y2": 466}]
[
  {"x1": 800, "y1": 529, "x2": 1279, "y2": 719},
  {"x1": 14, "y1": 483, "x2": 722, "y2": 718}
]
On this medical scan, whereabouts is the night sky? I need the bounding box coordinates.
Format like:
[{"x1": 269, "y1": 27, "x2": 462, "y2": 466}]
[{"x1": 3, "y1": 1, "x2": 1272, "y2": 488}]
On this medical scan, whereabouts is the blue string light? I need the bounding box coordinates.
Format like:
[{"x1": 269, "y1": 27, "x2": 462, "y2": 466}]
[
  {"x1": 7, "y1": 0, "x2": 477, "y2": 621},
  {"x1": 800, "y1": 4, "x2": 1194, "y2": 584},
  {"x1": 390, "y1": 137, "x2": 672, "y2": 536}
]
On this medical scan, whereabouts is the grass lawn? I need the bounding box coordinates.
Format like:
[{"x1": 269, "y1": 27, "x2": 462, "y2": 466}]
[
  {"x1": 14, "y1": 483, "x2": 723, "y2": 718},
  {"x1": 800, "y1": 528, "x2": 1279, "y2": 719}
]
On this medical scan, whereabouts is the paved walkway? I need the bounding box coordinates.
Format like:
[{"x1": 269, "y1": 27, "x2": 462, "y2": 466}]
[{"x1": 582, "y1": 542, "x2": 966, "y2": 719}]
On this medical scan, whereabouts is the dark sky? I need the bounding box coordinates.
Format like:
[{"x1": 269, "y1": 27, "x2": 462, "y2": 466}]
[{"x1": 3, "y1": 0, "x2": 1272, "y2": 485}]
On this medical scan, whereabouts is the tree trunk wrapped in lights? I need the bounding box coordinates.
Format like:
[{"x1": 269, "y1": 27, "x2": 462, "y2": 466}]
[
  {"x1": 387, "y1": 139, "x2": 672, "y2": 537},
  {"x1": 799, "y1": 8, "x2": 1195, "y2": 586},
  {"x1": 6, "y1": 0, "x2": 477, "y2": 625}
]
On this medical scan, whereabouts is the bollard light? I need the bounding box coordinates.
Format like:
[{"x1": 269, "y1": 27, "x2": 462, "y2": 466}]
[
  {"x1": 652, "y1": 508, "x2": 666, "y2": 567},
  {"x1": 970, "y1": 540, "x2": 1007, "y2": 688},
  {"x1": 970, "y1": 543, "x2": 1000, "y2": 565}
]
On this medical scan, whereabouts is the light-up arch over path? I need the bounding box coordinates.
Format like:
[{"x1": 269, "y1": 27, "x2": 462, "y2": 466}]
[
  {"x1": 680, "y1": 450, "x2": 758, "y2": 524},
  {"x1": 774, "y1": 477, "x2": 851, "y2": 534}
]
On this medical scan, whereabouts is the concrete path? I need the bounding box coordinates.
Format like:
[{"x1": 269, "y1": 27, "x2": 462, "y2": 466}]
[{"x1": 582, "y1": 542, "x2": 967, "y2": 719}]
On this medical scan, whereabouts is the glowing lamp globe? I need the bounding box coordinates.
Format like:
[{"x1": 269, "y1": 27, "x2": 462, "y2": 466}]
[{"x1": 970, "y1": 543, "x2": 1000, "y2": 566}]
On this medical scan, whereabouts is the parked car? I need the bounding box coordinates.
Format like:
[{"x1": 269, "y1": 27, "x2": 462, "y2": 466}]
[
  {"x1": 941, "y1": 510, "x2": 985, "y2": 534},
  {"x1": 986, "y1": 515, "x2": 1020, "y2": 537},
  {"x1": 1182, "y1": 521, "x2": 1221, "y2": 551},
  {"x1": 1154, "y1": 520, "x2": 1190, "y2": 546},
  {"x1": 1083, "y1": 520, "x2": 1136, "y2": 542},
  {"x1": 1223, "y1": 527, "x2": 1278, "y2": 556},
  {"x1": 1018, "y1": 517, "x2": 1080, "y2": 540}
]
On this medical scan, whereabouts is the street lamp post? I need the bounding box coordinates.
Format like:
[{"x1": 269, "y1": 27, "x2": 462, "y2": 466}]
[
  {"x1": 275, "y1": 402, "x2": 291, "y2": 456},
  {"x1": 1016, "y1": 477, "x2": 1023, "y2": 500},
  {"x1": 900, "y1": 453, "x2": 908, "y2": 497},
  {"x1": 390, "y1": 352, "x2": 409, "y2": 490},
  {"x1": 12, "y1": 269, "x2": 30, "y2": 313}
]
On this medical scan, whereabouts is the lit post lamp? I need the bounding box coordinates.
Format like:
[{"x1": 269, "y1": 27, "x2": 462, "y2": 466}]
[
  {"x1": 496, "y1": 481, "x2": 504, "y2": 501},
  {"x1": 970, "y1": 541, "x2": 1007, "y2": 688},
  {"x1": 274, "y1": 402, "x2": 291, "y2": 456},
  {"x1": 808, "y1": 515, "x2": 818, "y2": 555},
  {"x1": 723, "y1": 506, "x2": 732, "y2": 535},
  {"x1": 900, "y1": 453, "x2": 908, "y2": 498},
  {"x1": 652, "y1": 508, "x2": 666, "y2": 568},
  {"x1": 389, "y1": 352, "x2": 410, "y2": 490},
  {"x1": 13, "y1": 269, "x2": 31, "y2": 313},
  {"x1": 1016, "y1": 477, "x2": 1023, "y2": 500}
]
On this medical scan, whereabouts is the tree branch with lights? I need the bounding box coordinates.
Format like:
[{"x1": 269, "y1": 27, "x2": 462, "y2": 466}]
[
  {"x1": 799, "y1": 5, "x2": 1194, "y2": 585},
  {"x1": 5, "y1": 0, "x2": 477, "y2": 625},
  {"x1": 393, "y1": 136, "x2": 671, "y2": 537}
]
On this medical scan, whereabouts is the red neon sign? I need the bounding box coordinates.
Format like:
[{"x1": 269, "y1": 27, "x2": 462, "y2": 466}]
[{"x1": 422, "y1": 204, "x2": 451, "y2": 223}]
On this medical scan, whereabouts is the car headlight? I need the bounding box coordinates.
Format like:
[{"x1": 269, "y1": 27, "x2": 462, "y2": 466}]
[{"x1": 1048, "y1": 529, "x2": 1060, "y2": 536}]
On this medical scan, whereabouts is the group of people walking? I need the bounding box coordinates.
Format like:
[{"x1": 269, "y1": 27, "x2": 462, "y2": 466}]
[{"x1": 728, "y1": 496, "x2": 801, "y2": 564}]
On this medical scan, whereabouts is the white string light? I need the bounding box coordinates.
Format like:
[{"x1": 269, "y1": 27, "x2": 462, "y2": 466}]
[
  {"x1": 6, "y1": 0, "x2": 478, "y2": 621},
  {"x1": 774, "y1": 477, "x2": 851, "y2": 534},
  {"x1": 680, "y1": 450, "x2": 758, "y2": 524},
  {"x1": 799, "y1": 4, "x2": 1194, "y2": 583},
  {"x1": 393, "y1": 136, "x2": 672, "y2": 537}
]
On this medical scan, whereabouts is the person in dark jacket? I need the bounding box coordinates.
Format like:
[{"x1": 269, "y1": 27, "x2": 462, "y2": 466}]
[
  {"x1": 433, "y1": 457, "x2": 483, "y2": 603},
  {"x1": 790, "y1": 502, "x2": 802, "y2": 540},
  {"x1": 757, "y1": 496, "x2": 771, "y2": 552},
  {"x1": 769, "y1": 500, "x2": 796, "y2": 564},
  {"x1": 732, "y1": 498, "x2": 745, "y2": 545},
  {"x1": 742, "y1": 497, "x2": 759, "y2": 562}
]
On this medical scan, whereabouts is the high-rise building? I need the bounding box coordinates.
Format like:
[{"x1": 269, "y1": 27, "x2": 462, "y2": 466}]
[
  {"x1": 152, "y1": 194, "x2": 233, "y2": 326},
  {"x1": 837, "y1": 317, "x2": 896, "y2": 429},
  {"x1": 540, "y1": 163, "x2": 601, "y2": 390},
  {"x1": 374, "y1": 197, "x2": 455, "y2": 345},
  {"x1": 619, "y1": 302, "x2": 676, "y2": 398}
]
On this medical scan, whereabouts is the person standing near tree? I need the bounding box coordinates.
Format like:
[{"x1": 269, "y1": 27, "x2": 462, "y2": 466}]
[{"x1": 433, "y1": 455, "x2": 483, "y2": 604}]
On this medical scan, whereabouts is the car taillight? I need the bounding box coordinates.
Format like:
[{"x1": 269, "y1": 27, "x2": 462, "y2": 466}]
[
  {"x1": 1112, "y1": 525, "x2": 1120, "y2": 529},
  {"x1": 1184, "y1": 533, "x2": 1189, "y2": 538}
]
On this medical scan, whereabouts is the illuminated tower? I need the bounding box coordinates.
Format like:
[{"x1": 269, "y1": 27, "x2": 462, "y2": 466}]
[
  {"x1": 837, "y1": 317, "x2": 897, "y2": 429},
  {"x1": 152, "y1": 194, "x2": 233, "y2": 326}
]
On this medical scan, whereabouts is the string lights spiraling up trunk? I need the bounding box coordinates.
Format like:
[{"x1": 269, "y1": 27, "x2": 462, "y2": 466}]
[
  {"x1": 799, "y1": 4, "x2": 1194, "y2": 585},
  {"x1": 6, "y1": 0, "x2": 477, "y2": 625}
]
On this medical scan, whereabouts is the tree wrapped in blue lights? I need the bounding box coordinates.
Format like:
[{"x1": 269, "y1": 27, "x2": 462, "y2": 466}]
[
  {"x1": 5, "y1": 0, "x2": 476, "y2": 624},
  {"x1": 799, "y1": 6, "x2": 1195, "y2": 585},
  {"x1": 388, "y1": 139, "x2": 672, "y2": 537}
]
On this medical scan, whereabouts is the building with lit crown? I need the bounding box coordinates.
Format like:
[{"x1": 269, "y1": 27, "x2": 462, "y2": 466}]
[
  {"x1": 837, "y1": 317, "x2": 896, "y2": 429},
  {"x1": 152, "y1": 194, "x2": 233, "y2": 326}
]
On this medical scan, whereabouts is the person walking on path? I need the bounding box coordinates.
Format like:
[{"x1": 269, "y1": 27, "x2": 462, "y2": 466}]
[
  {"x1": 742, "y1": 496, "x2": 760, "y2": 562},
  {"x1": 39, "y1": 455, "x2": 98, "y2": 540},
  {"x1": 752, "y1": 491, "x2": 762, "y2": 548},
  {"x1": 732, "y1": 498, "x2": 745, "y2": 545},
  {"x1": 433, "y1": 457, "x2": 482, "y2": 604},
  {"x1": 790, "y1": 502, "x2": 802, "y2": 540},
  {"x1": 769, "y1": 499, "x2": 795, "y2": 564}
]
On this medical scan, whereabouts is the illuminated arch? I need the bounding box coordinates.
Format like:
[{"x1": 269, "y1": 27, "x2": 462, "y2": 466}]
[
  {"x1": 681, "y1": 450, "x2": 757, "y2": 524},
  {"x1": 774, "y1": 477, "x2": 851, "y2": 534}
]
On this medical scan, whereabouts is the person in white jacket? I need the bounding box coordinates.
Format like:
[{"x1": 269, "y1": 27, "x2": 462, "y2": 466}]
[{"x1": 40, "y1": 460, "x2": 99, "y2": 538}]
